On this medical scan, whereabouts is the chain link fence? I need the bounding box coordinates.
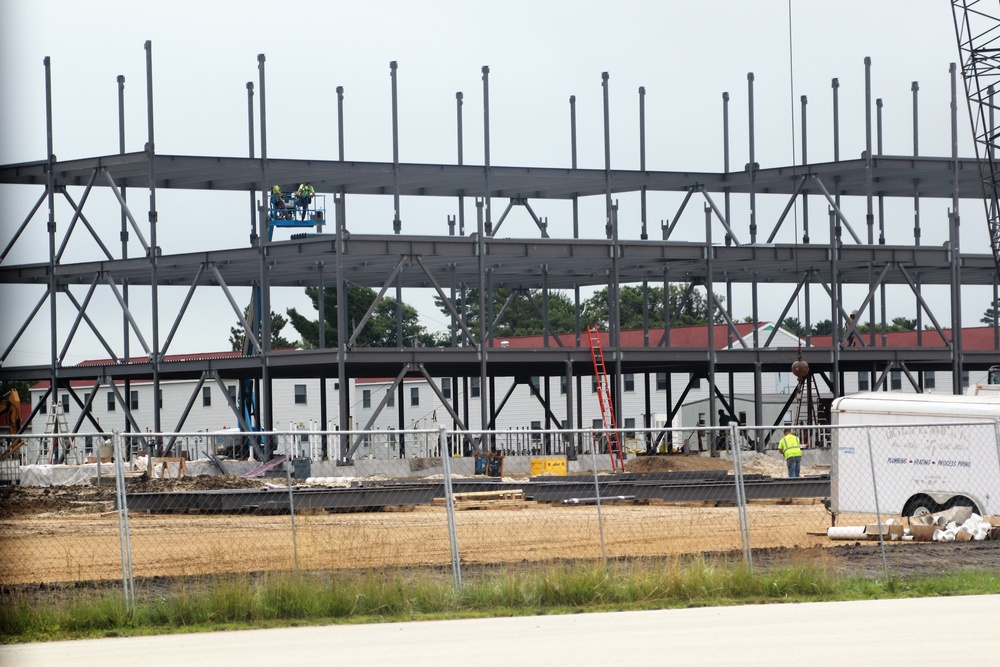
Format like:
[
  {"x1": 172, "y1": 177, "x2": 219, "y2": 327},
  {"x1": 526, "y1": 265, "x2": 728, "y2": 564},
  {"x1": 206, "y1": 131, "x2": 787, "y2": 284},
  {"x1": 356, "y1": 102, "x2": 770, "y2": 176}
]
[{"x1": 2, "y1": 421, "x2": 998, "y2": 608}]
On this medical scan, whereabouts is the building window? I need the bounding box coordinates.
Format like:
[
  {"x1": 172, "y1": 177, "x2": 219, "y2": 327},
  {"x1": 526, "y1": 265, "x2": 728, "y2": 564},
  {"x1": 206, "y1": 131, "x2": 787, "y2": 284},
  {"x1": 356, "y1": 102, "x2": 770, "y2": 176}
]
[
  {"x1": 689, "y1": 374, "x2": 701, "y2": 389},
  {"x1": 294, "y1": 384, "x2": 307, "y2": 405},
  {"x1": 560, "y1": 376, "x2": 567, "y2": 395},
  {"x1": 858, "y1": 372, "x2": 869, "y2": 392},
  {"x1": 410, "y1": 387, "x2": 419, "y2": 406},
  {"x1": 530, "y1": 376, "x2": 540, "y2": 392},
  {"x1": 624, "y1": 373, "x2": 635, "y2": 392},
  {"x1": 624, "y1": 417, "x2": 636, "y2": 437},
  {"x1": 107, "y1": 391, "x2": 115, "y2": 412},
  {"x1": 61, "y1": 394, "x2": 70, "y2": 413},
  {"x1": 890, "y1": 370, "x2": 902, "y2": 391},
  {"x1": 962, "y1": 371, "x2": 970, "y2": 389},
  {"x1": 362, "y1": 389, "x2": 371, "y2": 408},
  {"x1": 656, "y1": 372, "x2": 667, "y2": 391},
  {"x1": 591, "y1": 377, "x2": 598, "y2": 393},
  {"x1": 530, "y1": 420, "x2": 541, "y2": 443},
  {"x1": 471, "y1": 377, "x2": 480, "y2": 398},
  {"x1": 202, "y1": 386, "x2": 211, "y2": 407},
  {"x1": 442, "y1": 378, "x2": 452, "y2": 399},
  {"x1": 157, "y1": 389, "x2": 163, "y2": 409},
  {"x1": 83, "y1": 393, "x2": 90, "y2": 407},
  {"x1": 130, "y1": 390, "x2": 139, "y2": 410},
  {"x1": 38, "y1": 394, "x2": 47, "y2": 414},
  {"x1": 227, "y1": 385, "x2": 236, "y2": 403},
  {"x1": 592, "y1": 418, "x2": 603, "y2": 430},
  {"x1": 386, "y1": 389, "x2": 394, "y2": 407},
  {"x1": 925, "y1": 371, "x2": 936, "y2": 390},
  {"x1": 334, "y1": 381, "x2": 340, "y2": 390}
]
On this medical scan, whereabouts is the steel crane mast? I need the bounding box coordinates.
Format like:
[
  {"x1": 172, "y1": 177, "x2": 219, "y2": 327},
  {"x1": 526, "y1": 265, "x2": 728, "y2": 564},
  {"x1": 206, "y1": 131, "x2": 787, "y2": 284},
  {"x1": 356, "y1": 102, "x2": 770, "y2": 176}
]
[{"x1": 953, "y1": 0, "x2": 1000, "y2": 276}]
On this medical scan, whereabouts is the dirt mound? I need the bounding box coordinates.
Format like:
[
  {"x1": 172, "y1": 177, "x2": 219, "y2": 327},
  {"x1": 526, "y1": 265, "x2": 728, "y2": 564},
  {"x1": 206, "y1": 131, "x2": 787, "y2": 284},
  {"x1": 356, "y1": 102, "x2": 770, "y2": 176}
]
[
  {"x1": 0, "y1": 484, "x2": 115, "y2": 517},
  {"x1": 625, "y1": 452, "x2": 826, "y2": 478},
  {"x1": 125, "y1": 474, "x2": 266, "y2": 493},
  {"x1": 0, "y1": 474, "x2": 269, "y2": 517},
  {"x1": 625, "y1": 454, "x2": 733, "y2": 474}
]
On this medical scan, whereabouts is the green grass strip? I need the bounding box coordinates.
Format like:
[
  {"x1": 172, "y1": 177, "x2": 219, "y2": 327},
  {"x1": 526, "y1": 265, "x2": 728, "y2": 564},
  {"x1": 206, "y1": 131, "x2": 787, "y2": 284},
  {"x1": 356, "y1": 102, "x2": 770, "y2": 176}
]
[{"x1": 3, "y1": 561, "x2": 998, "y2": 643}]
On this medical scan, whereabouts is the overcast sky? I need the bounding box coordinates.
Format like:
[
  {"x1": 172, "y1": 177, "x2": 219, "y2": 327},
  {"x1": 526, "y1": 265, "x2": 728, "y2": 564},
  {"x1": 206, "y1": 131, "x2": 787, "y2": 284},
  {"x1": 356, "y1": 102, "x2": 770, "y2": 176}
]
[{"x1": 0, "y1": 0, "x2": 987, "y2": 367}]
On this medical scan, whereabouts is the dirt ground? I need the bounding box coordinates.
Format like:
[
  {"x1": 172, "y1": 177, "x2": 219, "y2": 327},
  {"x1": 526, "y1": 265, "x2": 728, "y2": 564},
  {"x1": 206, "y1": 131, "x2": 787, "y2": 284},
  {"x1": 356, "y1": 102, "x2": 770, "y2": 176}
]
[
  {"x1": 1, "y1": 455, "x2": 997, "y2": 595},
  {"x1": 624, "y1": 451, "x2": 828, "y2": 477}
]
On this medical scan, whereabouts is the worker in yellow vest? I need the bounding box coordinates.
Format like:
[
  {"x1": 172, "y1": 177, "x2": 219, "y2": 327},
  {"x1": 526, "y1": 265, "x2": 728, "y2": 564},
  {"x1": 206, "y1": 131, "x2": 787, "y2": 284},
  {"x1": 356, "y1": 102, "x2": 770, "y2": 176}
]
[
  {"x1": 295, "y1": 182, "x2": 315, "y2": 220},
  {"x1": 778, "y1": 427, "x2": 802, "y2": 478}
]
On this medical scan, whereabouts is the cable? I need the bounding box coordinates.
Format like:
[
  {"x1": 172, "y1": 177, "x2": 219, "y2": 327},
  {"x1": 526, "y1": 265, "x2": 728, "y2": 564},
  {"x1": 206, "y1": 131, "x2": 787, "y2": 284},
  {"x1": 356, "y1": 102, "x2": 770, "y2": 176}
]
[
  {"x1": 787, "y1": 0, "x2": 813, "y2": 430},
  {"x1": 787, "y1": 0, "x2": 803, "y2": 340}
]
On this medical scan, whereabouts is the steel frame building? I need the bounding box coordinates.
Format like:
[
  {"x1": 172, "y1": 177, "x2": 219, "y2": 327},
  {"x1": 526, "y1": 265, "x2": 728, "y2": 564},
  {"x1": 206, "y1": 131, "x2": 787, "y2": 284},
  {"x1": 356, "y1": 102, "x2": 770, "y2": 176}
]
[{"x1": 2, "y1": 45, "x2": 998, "y2": 459}]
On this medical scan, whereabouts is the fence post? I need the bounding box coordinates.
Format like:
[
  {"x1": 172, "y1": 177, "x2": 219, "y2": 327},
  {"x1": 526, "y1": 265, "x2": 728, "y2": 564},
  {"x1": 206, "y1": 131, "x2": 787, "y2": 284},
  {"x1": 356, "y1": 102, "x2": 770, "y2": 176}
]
[
  {"x1": 864, "y1": 426, "x2": 891, "y2": 583},
  {"x1": 994, "y1": 420, "x2": 1000, "y2": 485},
  {"x1": 439, "y1": 425, "x2": 462, "y2": 590},
  {"x1": 95, "y1": 437, "x2": 104, "y2": 488},
  {"x1": 731, "y1": 423, "x2": 752, "y2": 570},
  {"x1": 281, "y1": 433, "x2": 299, "y2": 572},
  {"x1": 113, "y1": 431, "x2": 135, "y2": 613},
  {"x1": 589, "y1": 432, "x2": 607, "y2": 563}
]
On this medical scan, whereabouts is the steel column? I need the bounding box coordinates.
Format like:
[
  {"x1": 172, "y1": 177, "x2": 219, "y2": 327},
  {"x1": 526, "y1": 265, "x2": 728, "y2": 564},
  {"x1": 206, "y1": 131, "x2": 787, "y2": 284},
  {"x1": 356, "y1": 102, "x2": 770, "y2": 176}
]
[
  {"x1": 144, "y1": 40, "x2": 161, "y2": 435},
  {"x1": 706, "y1": 205, "x2": 718, "y2": 455},
  {"x1": 951, "y1": 62, "x2": 963, "y2": 394},
  {"x1": 456, "y1": 91, "x2": 465, "y2": 236},
  {"x1": 44, "y1": 56, "x2": 58, "y2": 434}
]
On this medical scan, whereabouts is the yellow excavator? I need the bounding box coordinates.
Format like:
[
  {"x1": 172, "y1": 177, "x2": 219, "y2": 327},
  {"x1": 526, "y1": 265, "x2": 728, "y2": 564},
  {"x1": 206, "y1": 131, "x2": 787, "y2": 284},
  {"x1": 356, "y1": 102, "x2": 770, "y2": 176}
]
[{"x1": 0, "y1": 389, "x2": 25, "y2": 461}]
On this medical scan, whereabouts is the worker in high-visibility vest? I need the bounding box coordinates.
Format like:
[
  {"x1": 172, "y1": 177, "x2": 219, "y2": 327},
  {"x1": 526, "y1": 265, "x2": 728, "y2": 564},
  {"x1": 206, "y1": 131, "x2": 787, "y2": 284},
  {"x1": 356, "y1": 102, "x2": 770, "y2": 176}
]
[
  {"x1": 271, "y1": 185, "x2": 293, "y2": 219},
  {"x1": 778, "y1": 427, "x2": 802, "y2": 478},
  {"x1": 296, "y1": 182, "x2": 315, "y2": 220}
]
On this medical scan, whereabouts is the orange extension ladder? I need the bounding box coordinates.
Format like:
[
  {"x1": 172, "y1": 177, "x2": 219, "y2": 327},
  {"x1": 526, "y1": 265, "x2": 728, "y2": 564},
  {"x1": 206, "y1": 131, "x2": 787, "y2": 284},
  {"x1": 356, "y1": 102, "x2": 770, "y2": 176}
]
[{"x1": 586, "y1": 325, "x2": 626, "y2": 472}]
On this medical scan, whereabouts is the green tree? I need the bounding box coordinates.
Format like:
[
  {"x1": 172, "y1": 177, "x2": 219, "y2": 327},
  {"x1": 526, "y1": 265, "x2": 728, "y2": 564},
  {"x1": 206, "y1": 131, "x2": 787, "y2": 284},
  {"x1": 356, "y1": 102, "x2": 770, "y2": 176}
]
[
  {"x1": 855, "y1": 316, "x2": 918, "y2": 334},
  {"x1": 811, "y1": 319, "x2": 834, "y2": 335},
  {"x1": 230, "y1": 307, "x2": 297, "y2": 352},
  {"x1": 435, "y1": 288, "x2": 578, "y2": 338},
  {"x1": 780, "y1": 317, "x2": 807, "y2": 337},
  {"x1": 290, "y1": 285, "x2": 437, "y2": 348},
  {"x1": 982, "y1": 300, "x2": 999, "y2": 325},
  {"x1": 582, "y1": 284, "x2": 725, "y2": 329},
  {"x1": 889, "y1": 316, "x2": 918, "y2": 331}
]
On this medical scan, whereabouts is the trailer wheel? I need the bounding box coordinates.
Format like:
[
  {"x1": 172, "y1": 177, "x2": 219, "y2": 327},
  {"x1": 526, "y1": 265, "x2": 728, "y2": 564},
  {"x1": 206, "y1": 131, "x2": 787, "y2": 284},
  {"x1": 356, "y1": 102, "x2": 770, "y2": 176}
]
[
  {"x1": 944, "y1": 496, "x2": 981, "y2": 514},
  {"x1": 902, "y1": 495, "x2": 940, "y2": 518}
]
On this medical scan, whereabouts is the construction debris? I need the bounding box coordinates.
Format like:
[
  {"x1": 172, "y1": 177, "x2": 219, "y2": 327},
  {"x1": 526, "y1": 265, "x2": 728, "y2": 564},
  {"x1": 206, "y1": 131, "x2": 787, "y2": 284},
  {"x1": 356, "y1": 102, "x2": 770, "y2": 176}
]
[
  {"x1": 562, "y1": 495, "x2": 635, "y2": 505},
  {"x1": 827, "y1": 510, "x2": 999, "y2": 543}
]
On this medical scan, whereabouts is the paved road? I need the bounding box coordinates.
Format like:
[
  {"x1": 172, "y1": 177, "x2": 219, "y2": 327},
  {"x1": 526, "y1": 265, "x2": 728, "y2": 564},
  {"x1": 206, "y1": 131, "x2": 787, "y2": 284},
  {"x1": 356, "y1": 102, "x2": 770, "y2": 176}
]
[{"x1": 4, "y1": 595, "x2": 997, "y2": 666}]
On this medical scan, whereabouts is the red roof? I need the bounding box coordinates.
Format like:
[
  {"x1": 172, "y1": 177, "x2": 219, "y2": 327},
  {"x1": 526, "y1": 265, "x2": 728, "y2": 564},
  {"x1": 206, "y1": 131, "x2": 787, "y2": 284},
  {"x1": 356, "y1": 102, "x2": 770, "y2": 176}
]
[
  {"x1": 492, "y1": 323, "x2": 763, "y2": 350},
  {"x1": 31, "y1": 350, "x2": 252, "y2": 390},
  {"x1": 75, "y1": 350, "x2": 247, "y2": 367},
  {"x1": 810, "y1": 325, "x2": 998, "y2": 349},
  {"x1": 28, "y1": 327, "x2": 1000, "y2": 392}
]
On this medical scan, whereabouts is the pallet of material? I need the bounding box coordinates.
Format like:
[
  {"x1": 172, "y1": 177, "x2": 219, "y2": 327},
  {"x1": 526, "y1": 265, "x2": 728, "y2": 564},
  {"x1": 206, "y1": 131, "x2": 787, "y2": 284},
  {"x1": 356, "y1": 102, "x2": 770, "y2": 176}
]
[{"x1": 433, "y1": 489, "x2": 526, "y2": 509}]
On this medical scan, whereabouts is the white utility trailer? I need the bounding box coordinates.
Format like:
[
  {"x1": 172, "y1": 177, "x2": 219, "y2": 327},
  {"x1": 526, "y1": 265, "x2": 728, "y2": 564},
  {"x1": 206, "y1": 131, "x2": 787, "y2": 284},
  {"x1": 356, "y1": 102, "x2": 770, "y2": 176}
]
[{"x1": 830, "y1": 392, "x2": 1000, "y2": 517}]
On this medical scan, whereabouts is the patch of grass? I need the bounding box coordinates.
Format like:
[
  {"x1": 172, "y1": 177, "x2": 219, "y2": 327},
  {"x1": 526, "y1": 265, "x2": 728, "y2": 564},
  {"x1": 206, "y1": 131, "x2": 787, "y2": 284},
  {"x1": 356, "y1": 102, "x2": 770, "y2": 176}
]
[{"x1": 3, "y1": 562, "x2": 999, "y2": 643}]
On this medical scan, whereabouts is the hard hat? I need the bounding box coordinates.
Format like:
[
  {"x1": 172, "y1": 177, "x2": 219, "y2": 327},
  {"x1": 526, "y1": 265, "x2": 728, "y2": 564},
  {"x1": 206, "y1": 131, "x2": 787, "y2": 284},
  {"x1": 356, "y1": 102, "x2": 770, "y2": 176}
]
[{"x1": 272, "y1": 185, "x2": 280, "y2": 193}]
